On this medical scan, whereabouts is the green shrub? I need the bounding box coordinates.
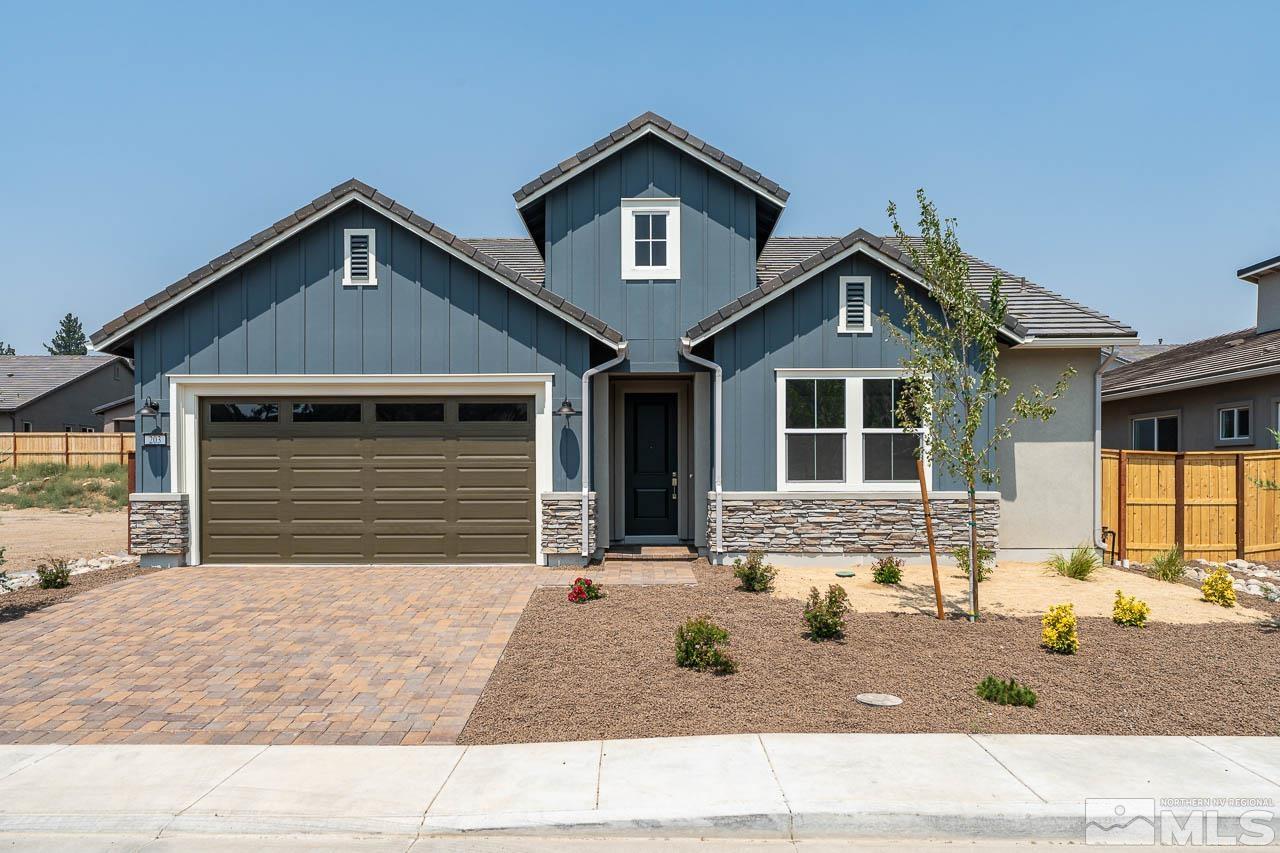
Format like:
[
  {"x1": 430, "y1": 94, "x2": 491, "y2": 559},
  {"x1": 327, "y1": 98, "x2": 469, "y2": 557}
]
[
  {"x1": 976, "y1": 676, "x2": 1037, "y2": 708},
  {"x1": 1148, "y1": 545, "x2": 1185, "y2": 583},
  {"x1": 732, "y1": 550, "x2": 776, "y2": 592},
  {"x1": 952, "y1": 544, "x2": 994, "y2": 582},
  {"x1": 675, "y1": 616, "x2": 736, "y2": 674},
  {"x1": 36, "y1": 558, "x2": 72, "y2": 590},
  {"x1": 1041, "y1": 602, "x2": 1079, "y2": 654},
  {"x1": 1046, "y1": 544, "x2": 1101, "y2": 581},
  {"x1": 872, "y1": 556, "x2": 903, "y2": 585},
  {"x1": 1112, "y1": 589, "x2": 1151, "y2": 627},
  {"x1": 1201, "y1": 568, "x2": 1237, "y2": 608},
  {"x1": 0, "y1": 545, "x2": 10, "y2": 592},
  {"x1": 803, "y1": 584, "x2": 849, "y2": 640}
]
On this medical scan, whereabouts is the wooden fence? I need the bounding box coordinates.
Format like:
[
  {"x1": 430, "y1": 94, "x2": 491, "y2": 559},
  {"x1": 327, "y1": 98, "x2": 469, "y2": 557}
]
[
  {"x1": 1101, "y1": 449, "x2": 1280, "y2": 564},
  {"x1": 0, "y1": 432, "x2": 135, "y2": 468}
]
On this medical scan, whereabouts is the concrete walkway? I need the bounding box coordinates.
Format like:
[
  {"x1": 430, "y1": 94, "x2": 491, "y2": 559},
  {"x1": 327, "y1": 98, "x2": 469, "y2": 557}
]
[{"x1": 0, "y1": 734, "x2": 1276, "y2": 845}]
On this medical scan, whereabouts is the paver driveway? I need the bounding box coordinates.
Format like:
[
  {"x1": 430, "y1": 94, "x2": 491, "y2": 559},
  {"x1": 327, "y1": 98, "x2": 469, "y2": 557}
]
[{"x1": 0, "y1": 563, "x2": 693, "y2": 746}]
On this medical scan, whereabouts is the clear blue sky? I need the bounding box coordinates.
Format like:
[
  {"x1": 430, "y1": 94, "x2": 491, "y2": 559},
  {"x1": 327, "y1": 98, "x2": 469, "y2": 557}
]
[{"x1": 2, "y1": 1, "x2": 1277, "y2": 355}]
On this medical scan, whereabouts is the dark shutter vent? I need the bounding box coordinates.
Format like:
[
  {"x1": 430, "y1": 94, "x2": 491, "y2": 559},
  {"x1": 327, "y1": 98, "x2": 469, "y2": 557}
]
[
  {"x1": 844, "y1": 280, "x2": 867, "y2": 329},
  {"x1": 349, "y1": 233, "x2": 371, "y2": 283}
]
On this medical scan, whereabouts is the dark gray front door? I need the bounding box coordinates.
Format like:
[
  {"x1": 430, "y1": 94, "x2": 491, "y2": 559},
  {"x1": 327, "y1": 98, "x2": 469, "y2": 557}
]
[{"x1": 624, "y1": 393, "x2": 678, "y2": 537}]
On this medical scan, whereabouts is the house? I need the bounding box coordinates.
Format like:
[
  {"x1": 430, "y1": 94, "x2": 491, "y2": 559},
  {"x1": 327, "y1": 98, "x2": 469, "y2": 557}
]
[
  {"x1": 1102, "y1": 341, "x2": 1177, "y2": 371},
  {"x1": 90, "y1": 112, "x2": 1137, "y2": 569},
  {"x1": 0, "y1": 355, "x2": 134, "y2": 433},
  {"x1": 1102, "y1": 254, "x2": 1280, "y2": 452},
  {"x1": 93, "y1": 396, "x2": 136, "y2": 433}
]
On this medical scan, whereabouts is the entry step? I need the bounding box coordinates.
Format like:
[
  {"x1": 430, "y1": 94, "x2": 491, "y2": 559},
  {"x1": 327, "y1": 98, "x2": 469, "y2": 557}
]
[{"x1": 604, "y1": 544, "x2": 698, "y2": 562}]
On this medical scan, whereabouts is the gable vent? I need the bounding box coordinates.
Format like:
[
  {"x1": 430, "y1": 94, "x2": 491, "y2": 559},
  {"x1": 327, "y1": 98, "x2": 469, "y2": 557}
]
[
  {"x1": 343, "y1": 228, "x2": 377, "y2": 287},
  {"x1": 839, "y1": 276, "x2": 871, "y2": 333}
]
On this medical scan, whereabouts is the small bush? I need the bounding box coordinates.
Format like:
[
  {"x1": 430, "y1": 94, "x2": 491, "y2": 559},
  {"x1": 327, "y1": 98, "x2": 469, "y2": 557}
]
[
  {"x1": 952, "y1": 544, "x2": 994, "y2": 582},
  {"x1": 36, "y1": 558, "x2": 72, "y2": 590},
  {"x1": 1148, "y1": 545, "x2": 1185, "y2": 583},
  {"x1": 1046, "y1": 544, "x2": 1101, "y2": 581},
  {"x1": 732, "y1": 550, "x2": 776, "y2": 592},
  {"x1": 1201, "y1": 568, "x2": 1237, "y2": 608},
  {"x1": 976, "y1": 676, "x2": 1037, "y2": 708},
  {"x1": 872, "y1": 555, "x2": 903, "y2": 585},
  {"x1": 1041, "y1": 602, "x2": 1079, "y2": 654},
  {"x1": 0, "y1": 545, "x2": 10, "y2": 592},
  {"x1": 803, "y1": 584, "x2": 849, "y2": 640},
  {"x1": 567, "y1": 576, "x2": 602, "y2": 603},
  {"x1": 1112, "y1": 589, "x2": 1151, "y2": 627},
  {"x1": 675, "y1": 616, "x2": 736, "y2": 674}
]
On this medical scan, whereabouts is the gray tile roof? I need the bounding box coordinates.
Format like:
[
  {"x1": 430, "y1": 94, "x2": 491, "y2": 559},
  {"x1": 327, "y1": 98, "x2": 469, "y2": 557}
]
[
  {"x1": 687, "y1": 234, "x2": 1137, "y2": 341},
  {"x1": 90, "y1": 180, "x2": 625, "y2": 350},
  {"x1": 1108, "y1": 343, "x2": 1178, "y2": 368},
  {"x1": 0, "y1": 355, "x2": 125, "y2": 411},
  {"x1": 1102, "y1": 326, "x2": 1280, "y2": 398},
  {"x1": 464, "y1": 238, "x2": 546, "y2": 285},
  {"x1": 512, "y1": 111, "x2": 789, "y2": 207}
]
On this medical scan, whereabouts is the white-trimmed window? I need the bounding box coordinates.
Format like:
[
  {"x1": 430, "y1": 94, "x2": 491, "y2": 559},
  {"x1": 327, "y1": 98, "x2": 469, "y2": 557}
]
[
  {"x1": 1217, "y1": 403, "x2": 1252, "y2": 444},
  {"x1": 838, "y1": 275, "x2": 871, "y2": 334},
  {"x1": 342, "y1": 228, "x2": 377, "y2": 287},
  {"x1": 621, "y1": 198, "x2": 680, "y2": 280},
  {"x1": 1131, "y1": 412, "x2": 1179, "y2": 451},
  {"x1": 776, "y1": 370, "x2": 926, "y2": 491}
]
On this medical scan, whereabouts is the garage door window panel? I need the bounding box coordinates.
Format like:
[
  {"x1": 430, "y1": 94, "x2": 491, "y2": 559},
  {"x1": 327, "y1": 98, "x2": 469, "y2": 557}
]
[
  {"x1": 209, "y1": 402, "x2": 279, "y2": 423},
  {"x1": 458, "y1": 401, "x2": 529, "y2": 422}
]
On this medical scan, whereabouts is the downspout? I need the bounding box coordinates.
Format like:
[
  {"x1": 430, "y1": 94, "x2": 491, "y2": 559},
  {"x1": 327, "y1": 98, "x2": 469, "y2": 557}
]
[
  {"x1": 680, "y1": 338, "x2": 722, "y2": 555},
  {"x1": 580, "y1": 343, "x2": 628, "y2": 558},
  {"x1": 1094, "y1": 346, "x2": 1118, "y2": 552}
]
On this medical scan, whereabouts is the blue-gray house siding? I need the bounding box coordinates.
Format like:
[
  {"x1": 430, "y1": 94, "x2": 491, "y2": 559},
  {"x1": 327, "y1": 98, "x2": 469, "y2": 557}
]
[
  {"x1": 134, "y1": 203, "x2": 592, "y2": 492},
  {"x1": 711, "y1": 253, "x2": 992, "y2": 492},
  {"x1": 542, "y1": 136, "x2": 758, "y2": 371}
]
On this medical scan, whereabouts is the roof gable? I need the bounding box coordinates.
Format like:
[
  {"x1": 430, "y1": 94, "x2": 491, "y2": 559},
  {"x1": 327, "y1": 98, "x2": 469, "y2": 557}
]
[{"x1": 90, "y1": 180, "x2": 625, "y2": 353}]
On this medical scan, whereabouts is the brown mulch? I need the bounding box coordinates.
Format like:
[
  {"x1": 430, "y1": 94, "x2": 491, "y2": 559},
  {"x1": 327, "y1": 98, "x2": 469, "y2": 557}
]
[
  {"x1": 459, "y1": 561, "x2": 1280, "y2": 744},
  {"x1": 0, "y1": 565, "x2": 161, "y2": 624}
]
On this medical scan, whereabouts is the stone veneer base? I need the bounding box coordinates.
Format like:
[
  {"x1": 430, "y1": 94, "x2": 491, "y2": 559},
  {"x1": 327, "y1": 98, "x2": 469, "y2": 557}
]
[
  {"x1": 541, "y1": 492, "x2": 597, "y2": 562},
  {"x1": 128, "y1": 493, "x2": 190, "y2": 564}
]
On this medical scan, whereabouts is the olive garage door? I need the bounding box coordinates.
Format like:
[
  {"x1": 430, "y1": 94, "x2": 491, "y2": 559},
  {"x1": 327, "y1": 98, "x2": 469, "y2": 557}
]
[{"x1": 199, "y1": 396, "x2": 536, "y2": 564}]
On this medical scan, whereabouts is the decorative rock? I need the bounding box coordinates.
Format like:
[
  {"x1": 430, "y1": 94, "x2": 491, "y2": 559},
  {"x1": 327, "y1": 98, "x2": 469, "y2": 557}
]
[
  {"x1": 857, "y1": 693, "x2": 903, "y2": 707},
  {"x1": 1227, "y1": 559, "x2": 1253, "y2": 570}
]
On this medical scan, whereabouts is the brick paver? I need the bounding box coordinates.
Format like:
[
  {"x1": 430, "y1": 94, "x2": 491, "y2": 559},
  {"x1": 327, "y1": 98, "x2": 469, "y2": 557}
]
[{"x1": 0, "y1": 562, "x2": 693, "y2": 746}]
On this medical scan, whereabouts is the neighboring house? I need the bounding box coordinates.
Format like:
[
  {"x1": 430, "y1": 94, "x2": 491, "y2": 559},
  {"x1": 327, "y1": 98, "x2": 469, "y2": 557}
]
[
  {"x1": 93, "y1": 396, "x2": 136, "y2": 433},
  {"x1": 1102, "y1": 255, "x2": 1280, "y2": 452},
  {"x1": 1103, "y1": 341, "x2": 1177, "y2": 371},
  {"x1": 90, "y1": 112, "x2": 1137, "y2": 569},
  {"x1": 0, "y1": 355, "x2": 134, "y2": 433}
]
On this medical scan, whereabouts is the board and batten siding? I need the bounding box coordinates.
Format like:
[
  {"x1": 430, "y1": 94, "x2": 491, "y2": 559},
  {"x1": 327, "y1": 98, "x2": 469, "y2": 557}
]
[
  {"x1": 543, "y1": 136, "x2": 758, "y2": 371},
  {"x1": 711, "y1": 253, "x2": 992, "y2": 493},
  {"x1": 133, "y1": 203, "x2": 593, "y2": 493}
]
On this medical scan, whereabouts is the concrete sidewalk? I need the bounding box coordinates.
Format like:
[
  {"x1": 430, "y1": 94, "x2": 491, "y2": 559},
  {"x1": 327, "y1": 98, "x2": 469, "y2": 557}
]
[{"x1": 0, "y1": 734, "x2": 1276, "y2": 845}]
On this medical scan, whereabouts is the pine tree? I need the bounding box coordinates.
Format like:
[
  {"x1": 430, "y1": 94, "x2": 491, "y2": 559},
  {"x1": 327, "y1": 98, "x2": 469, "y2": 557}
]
[
  {"x1": 0, "y1": 341, "x2": 14, "y2": 355},
  {"x1": 43, "y1": 314, "x2": 89, "y2": 355}
]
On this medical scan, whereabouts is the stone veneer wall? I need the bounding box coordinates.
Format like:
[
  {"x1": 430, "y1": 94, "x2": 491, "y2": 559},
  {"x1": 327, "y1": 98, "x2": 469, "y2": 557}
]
[
  {"x1": 712, "y1": 493, "x2": 1000, "y2": 554},
  {"x1": 129, "y1": 495, "x2": 190, "y2": 559},
  {"x1": 541, "y1": 492, "x2": 597, "y2": 556}
]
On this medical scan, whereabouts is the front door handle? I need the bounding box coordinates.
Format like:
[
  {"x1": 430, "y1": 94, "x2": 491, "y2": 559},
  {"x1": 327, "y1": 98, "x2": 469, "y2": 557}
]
[{"x1": 671, "y1": 472, "x2": 678, "y2": 499}]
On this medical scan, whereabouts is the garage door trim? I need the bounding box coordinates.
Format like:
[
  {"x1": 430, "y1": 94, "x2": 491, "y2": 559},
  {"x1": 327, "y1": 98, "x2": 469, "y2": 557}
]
[{"x1": 166, "y1": 373, "x2": 556, "y2": 565}]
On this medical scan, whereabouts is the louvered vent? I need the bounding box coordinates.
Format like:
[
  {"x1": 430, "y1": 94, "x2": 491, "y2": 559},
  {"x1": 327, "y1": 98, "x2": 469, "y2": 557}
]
[
  {"x1": 349, "y1": 234, "x2": 370, "y2": 281},
  {"x1": 842, "y1": 278, "x2": 868, "y2": 331},
  {"x1": 343, "y1": 228, "x2": 376, "y2": 287}
]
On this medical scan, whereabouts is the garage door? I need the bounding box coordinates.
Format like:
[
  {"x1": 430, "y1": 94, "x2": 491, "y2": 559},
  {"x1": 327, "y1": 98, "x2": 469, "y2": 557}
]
[{"x1": 199, "y1": 396, "x2": 536, "y2": 564}]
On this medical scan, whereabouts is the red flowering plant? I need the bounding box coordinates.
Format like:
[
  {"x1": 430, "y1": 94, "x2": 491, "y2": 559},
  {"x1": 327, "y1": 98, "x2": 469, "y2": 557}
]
[{"x1": 568, "y1": 576, "x2": 603, "y2": 603}]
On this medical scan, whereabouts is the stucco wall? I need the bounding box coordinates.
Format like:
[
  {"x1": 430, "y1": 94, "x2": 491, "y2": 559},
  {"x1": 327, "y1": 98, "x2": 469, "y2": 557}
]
[
  {"x1": 1102, "y1": 374, "x2": 1280, "y2": 451},
  {"x1": 1257, "y1": 270, "x2": 1280, "y2": 335},
  {"x1": 992, "y1": 347, "x2": 1100, "y2": 554}
]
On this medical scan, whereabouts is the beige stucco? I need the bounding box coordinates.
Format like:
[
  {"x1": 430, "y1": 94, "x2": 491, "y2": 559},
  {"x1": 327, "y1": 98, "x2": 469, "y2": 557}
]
[{"x1": 1257, "y1": 270, "x2": 1280, "y2": 335}]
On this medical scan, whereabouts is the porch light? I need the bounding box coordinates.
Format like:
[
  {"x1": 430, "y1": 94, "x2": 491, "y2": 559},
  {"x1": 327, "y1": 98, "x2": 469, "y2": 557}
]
[
  {"x1": 556, "y1": 398, "x2": 579, "y2": 418},
  {"x1": 138, "y1": 397, "x2": 160, "y2": 418}
]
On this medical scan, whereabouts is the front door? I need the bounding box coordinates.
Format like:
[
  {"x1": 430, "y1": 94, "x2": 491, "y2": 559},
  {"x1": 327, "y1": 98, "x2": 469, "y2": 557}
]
[{"x1": 624, "y1": 393, "x2": 678, "y2": 537}]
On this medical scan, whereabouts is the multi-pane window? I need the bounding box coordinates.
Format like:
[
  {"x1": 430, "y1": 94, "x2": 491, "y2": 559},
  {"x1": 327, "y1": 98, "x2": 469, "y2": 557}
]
[
  {"x1": 1218, "y1": 405, "x2": 1251, "y2": 442},
  {"x1": 633, "y1": 212, "x2": 668, "y2": 268},
  {"x1": 783, "y1": 378, "x2": 846, "y2": 482},
  {"x1": 862, "y1": 379, "x2": 920, "y2": 482},
  {"x1": 621, "y1": 198, "x2": 681, "y2": 279},
  {"x1": 1131, "y1": 414, "x2": 1178, "y2": 451}
]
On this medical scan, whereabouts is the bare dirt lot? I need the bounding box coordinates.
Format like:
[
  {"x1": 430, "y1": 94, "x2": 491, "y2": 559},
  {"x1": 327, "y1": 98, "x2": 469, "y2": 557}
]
[
  {"x1": 0, "y1": 508, "x2": 127, "y2": 572},
  {"x1": 459, "y1": 561, "x2": 1279, "y2": 745}
]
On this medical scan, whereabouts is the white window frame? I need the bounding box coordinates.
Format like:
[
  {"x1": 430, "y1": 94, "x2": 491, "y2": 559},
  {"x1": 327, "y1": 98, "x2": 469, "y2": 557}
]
[
  {"x1": 1130, "y1": 410, "x2": 1180, "y2": 452},
  {"x1": 1216, "y1": 401, "x2": 1253, "y2": 445},
  {"x1": 342, "y1": 228, "x2": 378, "y2": 288},
  {"x1": 775, "y1": 368, "x2": 929, "y2": 492},
  {"x1": 837, "y1": 275, "x2": 872, "y2": 334},
  {"x1": 620, "y1": 198, "x2": 681, "y2": 280}
]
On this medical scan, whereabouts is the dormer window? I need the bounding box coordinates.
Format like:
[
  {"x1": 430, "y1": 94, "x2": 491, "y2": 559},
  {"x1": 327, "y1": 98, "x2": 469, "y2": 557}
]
[
  {"x1": 621, "y1": 198, "x2": 681, "y2": 280},
  {"x1": 343, "y1": 228, "x2": 377, "y2": 287}
]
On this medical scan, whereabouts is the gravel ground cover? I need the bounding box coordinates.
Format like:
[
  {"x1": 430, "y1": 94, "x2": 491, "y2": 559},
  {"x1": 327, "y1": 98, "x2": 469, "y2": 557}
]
[{"x1": 460, "y1": 561, "x2": 1279, "y2": 744}]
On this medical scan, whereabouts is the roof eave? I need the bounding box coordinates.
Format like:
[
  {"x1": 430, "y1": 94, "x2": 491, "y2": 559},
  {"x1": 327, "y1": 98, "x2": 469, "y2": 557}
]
[
  {"x1": 1103, "y1": 362, "x2": 1280, "y2": 400},
  {"x1": 1237, "y1": 253, "x2": 1280, "y2": 283}
]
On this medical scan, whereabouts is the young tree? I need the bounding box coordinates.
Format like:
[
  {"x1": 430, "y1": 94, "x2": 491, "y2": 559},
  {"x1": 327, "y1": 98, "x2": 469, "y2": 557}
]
[
  {"x1": 44, "y1": 313, "x2": 89, "y2": 355},
  {"x1": 886, "y1": 190, "x2": 1075, "y2": 620},
  {"x1": 0, "y1": 341, "x2": 14, "y2": 355}
]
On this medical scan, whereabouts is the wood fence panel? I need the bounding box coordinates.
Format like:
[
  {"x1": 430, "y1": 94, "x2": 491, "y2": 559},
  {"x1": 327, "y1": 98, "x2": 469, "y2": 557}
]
[
  {"x1": 1243, "y1": 452, "x2": 1280, "y2": 561},
  {"x1": 1124, "y1": 452, "x2": 1177, "y2": 563},
  {"x1": 1100, "y1": 450, "x2": 1119, "y2": 540},
  {"x1": 1182, "y1": 454, "x2": 1237, "y2": 563},
  {"x1": 1, "y1": 432, "x2": 134, "y2": 468}
]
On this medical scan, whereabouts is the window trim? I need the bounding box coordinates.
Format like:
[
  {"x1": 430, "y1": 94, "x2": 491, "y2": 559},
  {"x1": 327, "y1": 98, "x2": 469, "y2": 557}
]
[
  {"x1": 20, "y1": 421, "x2": 32, "y2": 433},
  {"x1": 775, "y1": 368, "x2": 929, "y2": 492},
  {"x1": 620, "y1": 198, "x2": 681, "y2": 280},
  {"x1": 1216, "y1": 401, "x2": 1253, "y2": 445},
  {"x1": 342, "y1": 227, "x2": 378, "y2": 288},
  {"x1": 837, "y1": 275, "x2": 872, "y2": 334},
  {"x1": 1129, "y1": 410, "x2": 1181, "y2": 452}
]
